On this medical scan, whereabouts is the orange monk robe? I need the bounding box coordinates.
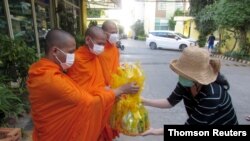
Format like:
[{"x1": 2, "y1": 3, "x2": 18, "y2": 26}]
[
  {"x1": 67, "y1": 46, "x2": 117, "y2": 141},
  {"x1": 98, "y1": 42, "x2": 120, "y2": 139},
  {"x1": 98, "y1": 42, "x2": 120, "y2": 86},
  {"x1": 27, "y1": 58, "x2": 115, "y2": 141}
]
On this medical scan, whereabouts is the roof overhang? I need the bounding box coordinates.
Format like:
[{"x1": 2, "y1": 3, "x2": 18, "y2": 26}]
[
  {"x1": 174, "y1": 16, "x2": 194, "y2": 21},
  {"x1": 87, "y1": 0, "x2": 121, "y2": 9}
]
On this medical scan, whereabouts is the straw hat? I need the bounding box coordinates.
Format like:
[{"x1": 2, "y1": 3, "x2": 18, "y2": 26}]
[{"x1": 170, "y1": 47, "x2": 221, "y2": 85}]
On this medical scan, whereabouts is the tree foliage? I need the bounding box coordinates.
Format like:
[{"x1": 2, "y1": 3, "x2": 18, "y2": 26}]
[
  {"x1": 214, "y1": 0, "x2": 250, "y2": 54},
  {"x1": 87, "y1": 9, "x2": 101, "y2": 18},
  {"x1": 190, "y1": 0, "x2": 250, "y2": 53},
  {"x1": 214, "y1": 0, "x2": 250, "y2": 30},
  {"x1": 131, "y1": 20, "x2": 145, "y2": 37},
  {"x1": 196, "y1": 4, "x2": 217, "y2": 35},
  {"x1": 189, "y1": 0, "x2": 215, "y2": 16},
  {"x1": 0, "y1": 34, "x2": 37, "y2": 126},
  {"x1": 190, "y1": 0, "x2": 216, "y2": 47}
]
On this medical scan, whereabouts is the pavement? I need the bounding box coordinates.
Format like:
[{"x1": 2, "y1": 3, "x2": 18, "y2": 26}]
[{"x1": 20, "y1": 39, "x2": 250, "y2": 141}]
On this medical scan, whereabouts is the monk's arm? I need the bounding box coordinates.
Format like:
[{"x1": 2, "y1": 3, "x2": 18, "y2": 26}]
[{"x1": 49, "y1": 73, "x2": 94, "y2": 103}]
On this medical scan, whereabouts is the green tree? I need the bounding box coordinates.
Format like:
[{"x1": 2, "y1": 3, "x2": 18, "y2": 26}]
[
  {"x1": 0, "y1": 34, "x2": 38, "y2": 126},
  {"x1": 131, "y1": 20, "x2": 145, "y2": 37},
  {"x1": 214, "y1": 0, "x2": 250, "y2": 54},
  {"x1": 189, "y1": 0, "x2": 216, "y2": 47},
  {"x1": 168, "y1": 9, "x2": 184, "y2": 30},
  {"x1": 87, "y1": 9, "x2": 102, "y2": 18},
  {"x1": 189, "y1": 0, "x2": 215, "y2": 17}
]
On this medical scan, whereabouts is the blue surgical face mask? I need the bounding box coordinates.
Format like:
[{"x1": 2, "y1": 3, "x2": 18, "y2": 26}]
[{"x1": 179, "y1": 76, "x2": 194, "y2": 87}]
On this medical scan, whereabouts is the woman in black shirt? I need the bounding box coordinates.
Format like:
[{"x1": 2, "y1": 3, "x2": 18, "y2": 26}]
[{"x1": 141, "y1": 47, "x2": 238, "y2": 136}]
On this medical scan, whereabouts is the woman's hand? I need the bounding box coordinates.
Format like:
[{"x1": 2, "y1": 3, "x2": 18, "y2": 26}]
[
  {"x1": 141, "y1": 98, "x2": 173, "y2": 109},
  {"x1": 140, "y1": 128, "x2": 163, "y2": 136}
]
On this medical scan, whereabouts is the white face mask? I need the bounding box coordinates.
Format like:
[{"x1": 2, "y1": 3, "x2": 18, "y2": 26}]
[
  {"x1": 89, "y1": 38, "x2": 104, "y2": 55},
  {"x1": 108, "y1": 33, "x2": 119, "y2": 44},
  {"x1": 55, "y1": 48, "x2": 75, "y2": 70}
]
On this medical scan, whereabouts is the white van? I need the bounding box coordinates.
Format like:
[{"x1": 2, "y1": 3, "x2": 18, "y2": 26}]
[{"x1": 146, "y1": 30, "x2": 197, "y2": 50}]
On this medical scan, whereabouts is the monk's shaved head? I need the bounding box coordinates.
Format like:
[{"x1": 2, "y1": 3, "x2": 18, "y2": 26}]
[
  {"x1": 85, "y1": 26, "x2": 106, "y2": 39},
  {"x1": 85, "y1": 26, "x2": 106, "y2": 47},
  {"x1": 102, "y1": 20, "x2": 117, "y2": 32},
  {"x1": 45, "y1": 29, "x2": 74, "y2": 54}
]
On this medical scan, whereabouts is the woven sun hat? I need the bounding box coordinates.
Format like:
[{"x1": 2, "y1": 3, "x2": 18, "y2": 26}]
[{"x1": 170, "y1": 46, "x2": 221, "y2": 85}]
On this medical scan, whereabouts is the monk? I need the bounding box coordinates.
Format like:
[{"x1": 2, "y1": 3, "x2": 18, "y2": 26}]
[
  {"x1": 27, "y1": 29, "x2": 128, "y2": 141},
  {"x1": 99, "y1": 20, "x2": 120, "y2": 86},
  {"x1": 67, "y1": 26, "x2": 139, "y2": 141},
  {"x1": 98, "y1": 20, "x2": 122, "y2": 139}
]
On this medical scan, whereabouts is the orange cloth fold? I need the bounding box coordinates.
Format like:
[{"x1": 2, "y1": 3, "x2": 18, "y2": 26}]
[
  {"x1": 67, "y1": 46, "x2": 118, "y2": 141},
  {"x1": 27, "y1": 58, "x2": 115, "y2": 141},
  {"x1": 98, "y1": 42, "x2": 120, "y2": 86}
]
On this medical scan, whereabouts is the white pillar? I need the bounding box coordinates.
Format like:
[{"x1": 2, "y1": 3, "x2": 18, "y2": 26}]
[{"x1": 175, "y1": 21, "x2": 184, "y2": 34}]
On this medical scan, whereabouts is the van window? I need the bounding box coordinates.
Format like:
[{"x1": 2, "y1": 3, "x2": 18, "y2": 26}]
[
  {"x1": 166, "y1": 33, "x2": 176, "y2": 39},
  {"x1": 175, "y1": 33, "x2": 188, "y2": 39},
  {"x1": 149, "y1": 32, "x2": 157, "y2": 36},
  {"x1": 156, "y1": 32, "x2": 167, "y2": 37}
]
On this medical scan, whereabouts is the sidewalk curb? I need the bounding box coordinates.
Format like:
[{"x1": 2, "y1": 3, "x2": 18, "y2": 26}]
[{"x1": 211, "y1": 54, "x2": 250, "y2": 65}]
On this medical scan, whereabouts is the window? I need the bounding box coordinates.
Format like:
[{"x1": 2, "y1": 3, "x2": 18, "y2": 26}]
[
  {"x1": 9, "y1": 0, "x2": 35, "y2": 47},
  {"x1": 57, "y1": 0, "x2": 81, "y2": 35},
  {"x1": 166, "y1": 33, "x2": 176, "y2": 39},
  {"x1": 36, "y1": 0, "x2": 51, "y2": 51},
  {"x1": 0, "y1": 0, "x2": 8, "y2": 35},
  {"x1": 176, "y1": 2, "x2": 184, "y2": 10},
  {"x1": 150, "y1": 32, "x2": 167, "y2": 38},
  {"x1": 157, "y1": 2, "x2": 166, "y2": 11},
  {"x1": 155, "y1": 19, "x2": 168, "y2": 30},
  {"x1": 150, "y1": 32, "x2": 157, "y2": 36},
  {"x1": 175, "y1": 33, "x2": 188, "y2": 39},
  {"x1": 157, "y1": 32, "x2": 168, "y2": 37}
]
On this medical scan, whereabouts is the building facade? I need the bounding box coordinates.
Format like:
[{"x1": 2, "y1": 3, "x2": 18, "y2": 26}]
[{"x1": 143, "y1": 0, "x2": 189, "y2": 34}]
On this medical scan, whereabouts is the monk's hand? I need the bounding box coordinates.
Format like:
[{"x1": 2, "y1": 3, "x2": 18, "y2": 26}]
[
  {"x1": 120, "y1": 82, "x2": 140, "y2": 95},
  {"x1": 105, "y1": 86, "x2": 111, "y2": 90},
  {"x1": 140, "y1": 128, "x2": 163, "y2": 136},
  {"x1": 113, "y1": 82, "x2": 139, "y2": 97}
]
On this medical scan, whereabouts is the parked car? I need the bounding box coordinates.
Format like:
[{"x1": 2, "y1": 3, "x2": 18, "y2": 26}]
[{"x1": 146, "y1": 30, "x2": 197, "y2": 50}]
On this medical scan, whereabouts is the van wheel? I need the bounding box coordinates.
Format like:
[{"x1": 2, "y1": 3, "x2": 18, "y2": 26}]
[
  {"x1": 149, "y1": 42, "x2": 157, "y2": 50},
  {"x1": 179, "y1": 44, "x2": 187, "y2": 50}
]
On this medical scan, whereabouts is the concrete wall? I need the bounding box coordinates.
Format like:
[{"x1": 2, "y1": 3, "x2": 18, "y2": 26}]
[
  {"x1": 144, "y1": 2, "x2": 156, "y2": 34},
  {"x1": 219, "y1": 30, "x2": 250, "y2": 54},
  {"x1": 187, "y1": 20, "x2": 199, "y2": 40},
  {"x1": 174, "y1": 17, "x2": 199, "y2": 40}
]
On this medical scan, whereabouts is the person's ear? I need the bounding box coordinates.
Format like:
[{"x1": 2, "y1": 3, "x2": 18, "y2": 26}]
[
  {"x1": 51, "y1": 46, "x2": 58, "y2": 56},
  {"x1": 85, "y1": 36, "x2": 90, "y2": 44},
  {"x1": 105, "y1": 32, "x2": 110, "y2": 38}
]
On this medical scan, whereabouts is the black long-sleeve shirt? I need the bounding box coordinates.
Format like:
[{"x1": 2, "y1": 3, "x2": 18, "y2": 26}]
[{"x1": 167, "y1": 82, "x2": 238, "y2": 125}]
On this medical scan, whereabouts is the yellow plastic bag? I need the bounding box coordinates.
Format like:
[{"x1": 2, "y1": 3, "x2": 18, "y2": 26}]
[{"x1": 110, "y1": 63, "x2": 150, "y2": 136}]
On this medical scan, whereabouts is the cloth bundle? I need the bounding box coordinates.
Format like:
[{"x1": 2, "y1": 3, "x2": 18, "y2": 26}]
[{"x1": 110, "y1": 63, "x2": 150, "y2": 136}]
